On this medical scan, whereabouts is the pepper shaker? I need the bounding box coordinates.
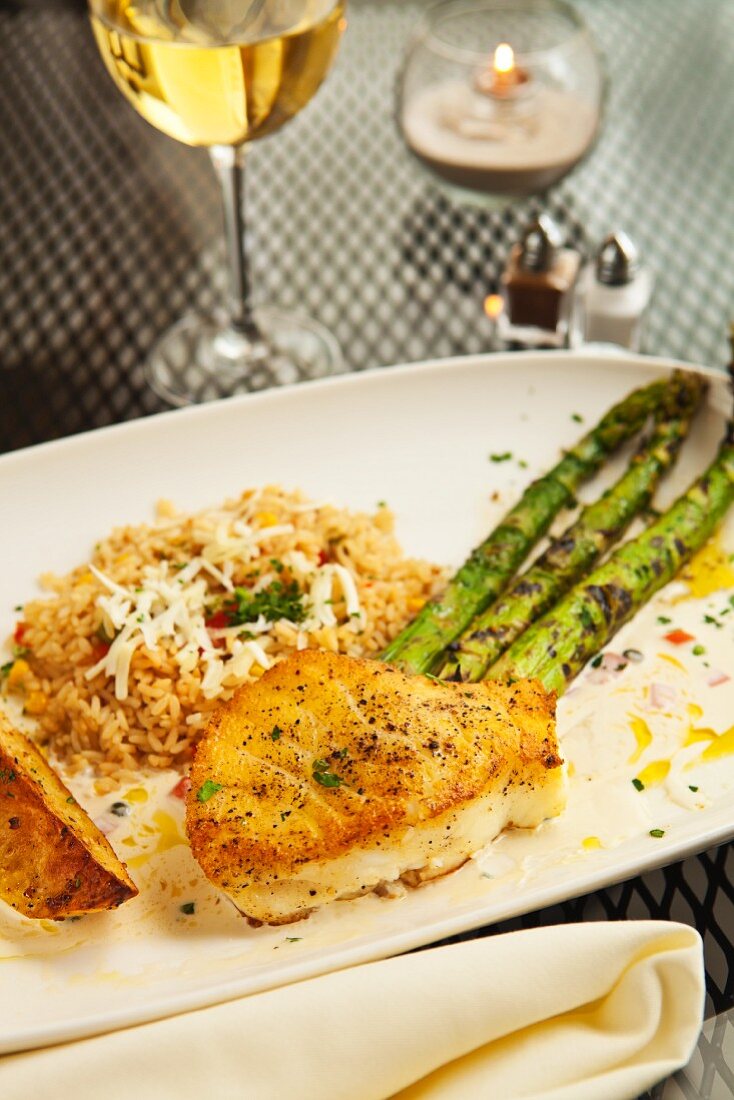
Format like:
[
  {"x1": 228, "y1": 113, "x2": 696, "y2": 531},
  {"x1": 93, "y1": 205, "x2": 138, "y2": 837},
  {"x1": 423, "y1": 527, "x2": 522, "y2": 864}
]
[
  {"x1": 580, "y1": 232, "x2": 653, "y2": 351},
  {"x1": 499, "y1": 215, "x2": 582, "y2": 348}
]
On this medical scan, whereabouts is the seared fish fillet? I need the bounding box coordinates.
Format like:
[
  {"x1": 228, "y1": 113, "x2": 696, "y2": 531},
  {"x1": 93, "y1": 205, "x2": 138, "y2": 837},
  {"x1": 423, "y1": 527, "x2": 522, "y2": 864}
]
[{"x1": 186, "y1": 651, "x2": 565, "y2": 924}]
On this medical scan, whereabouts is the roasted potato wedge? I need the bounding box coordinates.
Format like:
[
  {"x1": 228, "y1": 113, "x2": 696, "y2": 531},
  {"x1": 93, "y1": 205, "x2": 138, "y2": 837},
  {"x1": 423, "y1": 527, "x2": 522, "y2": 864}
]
[{"x1": 0, "y1": 714, "x2": 138, "y2": 918}]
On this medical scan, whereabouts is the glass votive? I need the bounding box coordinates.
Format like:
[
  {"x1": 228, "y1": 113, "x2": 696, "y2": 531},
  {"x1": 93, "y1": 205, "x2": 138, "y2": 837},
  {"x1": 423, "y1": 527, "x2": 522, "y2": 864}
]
[{"x1": 398, "y1": 0, "x2": 604, "y2": 206}]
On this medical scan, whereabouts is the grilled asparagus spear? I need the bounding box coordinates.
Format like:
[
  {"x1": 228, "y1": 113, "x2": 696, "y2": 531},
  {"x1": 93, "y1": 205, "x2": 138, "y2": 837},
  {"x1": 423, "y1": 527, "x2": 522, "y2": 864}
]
[
  {"x1": 441, "y1": 371, "x2": 705, "y2": 682},
  {"x1": 487, "y1": 409, "x2": 734, "y2": 696},
  {"x1": 382, "y1": 377, "x2": 669, "y2": 674}
]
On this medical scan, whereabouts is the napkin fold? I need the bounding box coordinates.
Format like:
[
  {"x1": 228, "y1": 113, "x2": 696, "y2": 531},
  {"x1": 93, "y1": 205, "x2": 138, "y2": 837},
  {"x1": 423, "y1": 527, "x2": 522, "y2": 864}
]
[{"x1": 0, "y1": 920, "x2": 703, "y2": 1100}]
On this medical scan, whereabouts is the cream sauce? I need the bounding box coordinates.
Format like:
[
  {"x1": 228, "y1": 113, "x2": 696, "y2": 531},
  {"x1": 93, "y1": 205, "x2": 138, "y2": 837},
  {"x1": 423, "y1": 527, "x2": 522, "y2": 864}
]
[{"x1": 2, "y1": 525, "x2": 734, "y2": 979}]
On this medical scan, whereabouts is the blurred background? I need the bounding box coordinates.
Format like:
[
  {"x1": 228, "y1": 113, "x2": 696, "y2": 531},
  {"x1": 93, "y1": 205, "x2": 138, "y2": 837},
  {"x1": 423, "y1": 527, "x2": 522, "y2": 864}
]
[{"x1": 1, "y1": 0, "x2": 733, "y2": 447}]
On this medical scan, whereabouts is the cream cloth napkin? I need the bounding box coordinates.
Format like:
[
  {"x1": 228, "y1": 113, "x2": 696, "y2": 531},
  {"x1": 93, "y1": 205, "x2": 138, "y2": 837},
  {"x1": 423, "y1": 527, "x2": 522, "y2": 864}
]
[{"x1": 0, "y1": 920, "x2": 703, "y2": 1100}]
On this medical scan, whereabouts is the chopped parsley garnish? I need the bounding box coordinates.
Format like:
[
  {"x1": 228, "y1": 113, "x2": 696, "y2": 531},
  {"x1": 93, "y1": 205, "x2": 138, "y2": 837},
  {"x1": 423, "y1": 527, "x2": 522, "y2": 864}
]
[
  {"x1": 632, "y1": 778, "x2": 645, "y2": 791},
  {"x1": 13, "y1": 605, "x2": 23, "y2": 612},
  {"x1": 270, "y1": 726, "x2": 282, "y2": 741},
  {"x1": 703, "y1": 614, "x2": 722, "y2": 629},
  {"x1": 66, "y1": 796, "x2": 76, "y2": 804},
  {"x1": 571, "y1": 412, "x2": 584, "y2": 423},
  {"x1": 590, "y1": 655, "x2": 603, "y2": 669},
  {"x1": 518, "y1": 459, "x2": 528, "y2": 469},
  {"x1": 0, "y1": 661, "x2": 13, "y2": 676},
  {"x1": 12, "y1": 645, "x2": 30, "y2": 658},
  {"x1": 225, "y1": 580, "x2": 307, "y2": 626},
  {"x1": 312, "y1": 759, "x2": 345, "y2": 788},
  {"x1": 688, "y1": 785, "x2": 699, "y2": 793},
  {"x1": 656, "y1": 616, "x2": 672, "y2": 626},
  {"x1": 180, "y1": 902, "x2": 196, "y2": 915},
  {"x1": 649, "y1": 829, "x2": 665, "y2": 838},
  {"x1": 376, "y1": 500, "x2": 387, "y2": 508},
  {"x1": 489, "y1": 452, "x2": 512, "y2": 463},
  {"x1": 334, "y1": 747, "x2": 349, "y2": 760},
  {"x1": 196, "y1": 780, "x2": 223, "y2": 802},
  {"x1": 0, "y1": 769, "x2": 16, "y2": 784},
  {"x1": 269, "y1": 558, "x2": 285, "y2": 574},
  {"x1": 280, "y1": 811, "x2": 291, "y2": 822},
  {"x1": 285, "y1": 936, "x2": 302, "y2": 943}
]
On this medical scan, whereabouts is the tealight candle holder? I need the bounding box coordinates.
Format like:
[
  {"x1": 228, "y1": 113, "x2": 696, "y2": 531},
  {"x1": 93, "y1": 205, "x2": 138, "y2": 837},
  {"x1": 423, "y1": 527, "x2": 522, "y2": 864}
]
[{"x1": 398, "y1": 0, "x2": 604, "y2": 205}]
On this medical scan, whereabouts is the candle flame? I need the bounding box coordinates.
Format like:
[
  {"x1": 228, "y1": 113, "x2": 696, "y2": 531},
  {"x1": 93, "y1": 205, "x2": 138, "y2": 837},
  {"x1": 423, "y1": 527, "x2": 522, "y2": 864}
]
[
  {"x1": 493, "y1": 43, "x2": 515, "y2": 75},
  {"x1": 484, "y1": 294, "x2": 504, "y2": 321}
]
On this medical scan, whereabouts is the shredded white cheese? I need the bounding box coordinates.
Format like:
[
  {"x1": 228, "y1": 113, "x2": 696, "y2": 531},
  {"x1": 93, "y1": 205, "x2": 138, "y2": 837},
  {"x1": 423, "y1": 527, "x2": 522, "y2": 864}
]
[{"x1": 84, "y1": 522, "x2": 365, "y2": 701}]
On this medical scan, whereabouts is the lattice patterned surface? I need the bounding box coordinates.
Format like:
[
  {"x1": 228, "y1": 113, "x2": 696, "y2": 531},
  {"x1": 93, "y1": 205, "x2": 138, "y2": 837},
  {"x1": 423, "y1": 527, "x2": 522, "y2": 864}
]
[
  {"x1": 644, "y1": 1006, "x2": 734, "y2": 1099},
  {"x1": 1, "y1": 0, "x2": 734, "y2": 1026}
]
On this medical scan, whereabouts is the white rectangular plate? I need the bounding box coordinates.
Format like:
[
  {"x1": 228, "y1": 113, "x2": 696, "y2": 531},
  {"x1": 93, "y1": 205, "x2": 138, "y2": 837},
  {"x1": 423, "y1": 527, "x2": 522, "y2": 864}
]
[{"x1": 2, "y1": 350, "x2": 733, "y2": 1054}]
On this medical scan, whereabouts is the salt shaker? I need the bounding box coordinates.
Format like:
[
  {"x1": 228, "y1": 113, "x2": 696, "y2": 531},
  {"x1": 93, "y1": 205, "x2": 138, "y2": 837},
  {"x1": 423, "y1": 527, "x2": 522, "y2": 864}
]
[
  {"x1": 499, "y1": 215, "x2": 582, "y2": 347},
  {"x1": 580, "y1": 232, "x2": 653, "y2": 351}
]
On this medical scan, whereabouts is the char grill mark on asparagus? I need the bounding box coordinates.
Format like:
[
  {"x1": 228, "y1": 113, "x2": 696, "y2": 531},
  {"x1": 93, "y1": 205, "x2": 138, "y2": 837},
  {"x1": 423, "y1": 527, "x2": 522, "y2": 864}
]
[
  {"x1": 381, "y1": 379, "x2": 668, "y2": 674},
  {"x1": 440, "y1": 371, "x2": 705, "y2": 682},
  {"x1": 487, "y1": 400, "x2": 734, "y2": 697}
]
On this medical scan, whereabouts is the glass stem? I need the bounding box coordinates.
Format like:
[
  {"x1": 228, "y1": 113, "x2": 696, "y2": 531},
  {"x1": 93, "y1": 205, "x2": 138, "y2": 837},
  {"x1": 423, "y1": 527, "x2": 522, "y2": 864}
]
[{"x1": 209, "y1": 144, "x2": 262, "y2": 343}]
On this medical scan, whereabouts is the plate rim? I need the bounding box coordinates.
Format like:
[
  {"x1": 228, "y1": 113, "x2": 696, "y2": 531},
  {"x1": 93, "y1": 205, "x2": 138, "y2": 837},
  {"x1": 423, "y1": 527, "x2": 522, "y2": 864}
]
[
  {"x1": 0, "y1": 347, "x2": 724, "y2": 473},
  {"x1": 1, "y1": 347, "x2": 731, "y2": 1053}
]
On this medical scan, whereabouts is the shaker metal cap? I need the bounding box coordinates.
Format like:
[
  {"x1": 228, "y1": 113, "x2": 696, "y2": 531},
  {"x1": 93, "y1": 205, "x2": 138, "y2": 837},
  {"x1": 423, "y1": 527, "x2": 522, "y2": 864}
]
[
  {"x1": 596, "y1": 231, "x2": 640, "y2": 286},
  {"x1": 519, "y1": 215, "x2": 564, "y2": 273}
]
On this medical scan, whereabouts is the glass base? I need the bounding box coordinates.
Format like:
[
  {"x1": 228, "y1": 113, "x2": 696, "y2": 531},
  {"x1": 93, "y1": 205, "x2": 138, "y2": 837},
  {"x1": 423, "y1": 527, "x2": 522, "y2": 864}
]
[{"x1": 145, "y1": 308, "x2": 343, "y2": 407}]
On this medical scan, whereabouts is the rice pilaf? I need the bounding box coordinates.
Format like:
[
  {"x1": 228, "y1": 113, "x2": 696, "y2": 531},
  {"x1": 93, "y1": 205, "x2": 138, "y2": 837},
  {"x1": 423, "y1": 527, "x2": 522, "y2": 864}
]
[{"x1": 4, "y1": 487, "x2": 445, "y2": 792}]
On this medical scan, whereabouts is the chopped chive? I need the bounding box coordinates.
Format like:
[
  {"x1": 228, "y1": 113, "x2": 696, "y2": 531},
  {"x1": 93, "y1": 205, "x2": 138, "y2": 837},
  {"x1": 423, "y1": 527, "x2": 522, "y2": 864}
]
[
  {"x1": 656, "y1": 616, "x2": 672, "y2": 625},
  {"x1": 312, "y1": 759, "x2": 345, "y2": 788},
  {"x1": 688, "y1": 785, "x2": 699, "y2": 793},
  {"x1": 196, "y1": 780, "x2": 222, "y2": 802},
  {"x1": 489, "y1": 452, "x2": 512, "y2": 463},
  {"x1": 632, "y1": 778, "x2": 645, "y2": 791},
  {"x1": 649, "y1": 829, "x2": 665, "y2": 838}
]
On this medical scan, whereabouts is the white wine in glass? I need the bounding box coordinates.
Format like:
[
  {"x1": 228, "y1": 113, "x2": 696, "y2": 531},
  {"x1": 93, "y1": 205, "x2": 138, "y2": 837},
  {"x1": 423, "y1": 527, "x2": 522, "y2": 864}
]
[{"x1": 89, "y1": 0, "x2": 347, "y2": 404}]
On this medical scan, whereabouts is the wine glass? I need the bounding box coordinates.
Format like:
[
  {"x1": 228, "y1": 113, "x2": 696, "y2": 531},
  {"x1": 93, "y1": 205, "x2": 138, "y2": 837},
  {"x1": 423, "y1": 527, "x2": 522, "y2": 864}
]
[{"x1": 89, "y1": 0, "x2": 347, "y2": 405}]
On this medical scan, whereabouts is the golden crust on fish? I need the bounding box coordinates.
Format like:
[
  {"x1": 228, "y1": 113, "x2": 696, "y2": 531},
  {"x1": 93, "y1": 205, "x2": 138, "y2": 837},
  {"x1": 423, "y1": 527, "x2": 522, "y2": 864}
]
[{"x1": 186, "y1": 650, "x2": 565, "y2": 924}]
